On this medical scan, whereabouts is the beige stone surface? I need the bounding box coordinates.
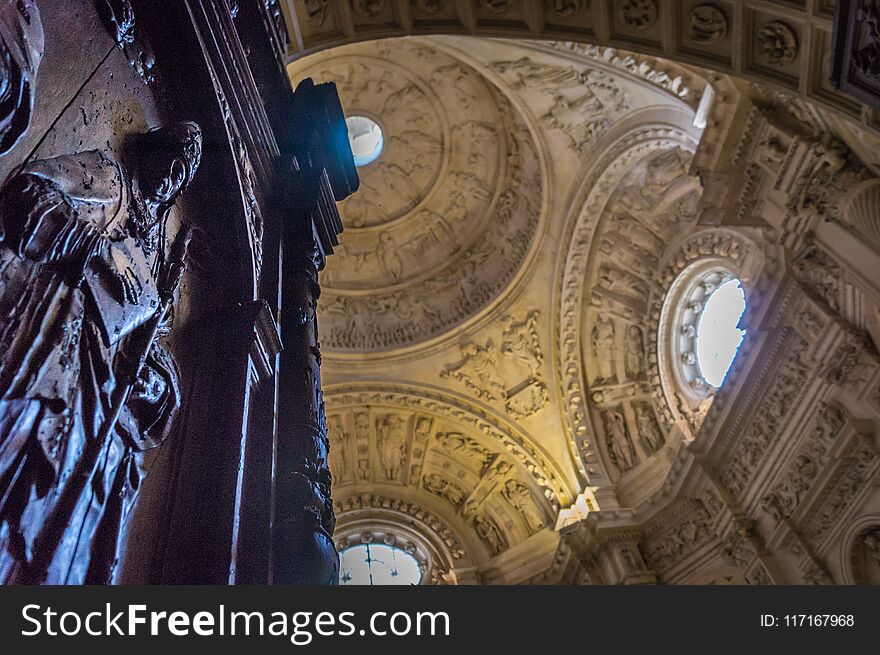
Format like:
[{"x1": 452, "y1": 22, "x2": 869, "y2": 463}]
[{"x1": 288, "y1": 34, "x2": 880, "y2": 585}]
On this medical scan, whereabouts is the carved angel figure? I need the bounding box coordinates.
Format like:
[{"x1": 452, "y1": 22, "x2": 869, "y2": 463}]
[
  {"x1": 0, "y1": 122, "x2": 201, "y2": 584},
  {"x1": 444, "y1": 340, "x2": 506, "y2": 401},
  {"x1": 0, "y1": 0, "x2": 43, "y2": 155},
  {"x1": 501, "y1": 312, "x2": 541, "y2": 378}
]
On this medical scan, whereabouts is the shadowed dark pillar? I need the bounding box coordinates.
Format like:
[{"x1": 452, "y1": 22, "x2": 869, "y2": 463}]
[{"x1": 272, "y1": 79, "x2": 357, "y2": 584}]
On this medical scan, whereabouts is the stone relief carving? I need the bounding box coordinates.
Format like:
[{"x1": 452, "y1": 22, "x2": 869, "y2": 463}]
[
  {"x1": 423, "y1": 473, "x2": 466, "y2": 508},
  {"x1": 720, "y1": 337, "x2": 811, "y2": 496},
  {"x1": 603, "y1": 409, "x2": 637, "y2": 474},
  {"x1": 473, "y1": 512, "x2": 506, "y2": 555},
  {"x1": 554, "y1": 129, "x2": 697, "y2": 483},
  {"x1": 354, "y1": 411, "x2": 371, "y2": 481},
  {"x1": 687, "y1": 5, "x2": 728, "y2": 45},
  {"x1": 787, "y1": 138, "x2": 868, "y2": 225},
  {"x1": 624, "y1": 324, "x2": 645, "y2": 379},
  {"x1": 325, "y1": 386, "x2": 565, "y2": 510},
  {"x1": 328, "y1": 416, "x2": 351, "y2": 483},
  {"x1": 411, "y1": 0, "x2": 448, "y2": 15},
  {"x1": 491, "y1": 56, "x2": 628, "y2": 153},
  {"x1": 483, "y1": 459, "x2": 514, "y2": 487},
  {"x1": 306, "y1": 43, "x2": 543, "y2": 352},
  {"x1": 443, "y1": 339, "x2": 506, "y2": 401},
  {"x1": 0, "y1": 122, "x2": 202, "y2": 583},
  {"x1": 721, "y1": 526, "x2": 757, "y2": 570},
  {"x1": 546, "y1": 0, "x2": 589, "y2": 18},
  {"x1": 761, "y1": 403, "x2": 845, "y2": 525},
  {"x1": 617, "y1": 0, "x2": 658, "y2": 31},
  {"x1": 324, "y1": 383, "x2": 558, "y2": 561},
  {"x1": 501, "y1": 309, "x2": 544, "y2": 376},
  {"x1": 854, "y1": 0, "x2": 880, "y2": 77},
  {"x1": 570, "y1": 143, "x2": 712, "y2": 481},
  {"x1": 647, "y1": 229, "x2": 750, "y2": 432},
  {"x1": 442, "y1": 311, "x2": 549, "y2": 418},
  {"x1": 482, "y1": 0, "x2": 517, "y2": 13},
  {"x1": 435, "y1": 432, "x2": 496, "y2": 471},
  {"x1": 639, "y1": 505, "x2": 714, "y2": 572},
  {"x1": 502, "y1": 480, "x2": 544, "y2": 534},
  {"x1": 800, "y1": 559, "x2": 834, "y2": 585},
  {"x1": 304, "y1": 0, "x2": 330, "y2": 26},
  {"x1": 852, "y1": 526, "x2": 880, "y2": 584},
  {"x1": 634, "y1": 404, "x2": 664, "y2": 454},
  {"x1": 542, "y1": 42, "x2": 698, "y2": 104},
  {"x1": 807, "y1": 444, "x2": 878, "y2": 544},
  {"x1": 591, "y1": 315, "x2": 617, "y2": 384},
  {"x1": 755, "y1": 21, "x2": 798, "y2": 67},
  {"x1": 0, "y1": 0, "x2": 43, "y2": 155},
  {"x1": 376, "y1": 413, "x2": 407, "y2": 480},
  {"x1": 351, "y1": 0, "x2": 385, "y2": 18}
]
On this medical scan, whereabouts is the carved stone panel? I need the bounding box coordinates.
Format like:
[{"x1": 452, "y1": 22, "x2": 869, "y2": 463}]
[{"x1": 289, "y1": 40, "x2": 544, "y2": 353}]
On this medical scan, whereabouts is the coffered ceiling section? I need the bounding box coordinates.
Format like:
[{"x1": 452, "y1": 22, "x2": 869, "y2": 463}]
[{"x1": 281, "y1": 1, "x2": 866, "y2": 131}]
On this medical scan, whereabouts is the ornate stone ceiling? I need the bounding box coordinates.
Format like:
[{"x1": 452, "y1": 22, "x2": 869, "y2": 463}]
[
  {"x1": 301, "y1": 40, "x2": 543, "y2": 352},
  {"x1": 287, "y1": 35, "x2": 713, "y2": 582}
]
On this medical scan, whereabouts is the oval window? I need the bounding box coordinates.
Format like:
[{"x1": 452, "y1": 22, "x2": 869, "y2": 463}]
[{"x1": 695, "y1": 278, "x2": 746, "y2": 387}]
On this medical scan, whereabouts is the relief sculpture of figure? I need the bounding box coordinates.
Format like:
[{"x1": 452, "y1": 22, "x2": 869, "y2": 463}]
[
  {"x1": 635, "y1": 405, "x2": 664, "y2": 454},
  {"x1": 624, "y1": 325, "x2": 645, "y2": 379},
  {"x1": 502, "y1": 480, "x2": 544, "y2": 534},
  {"x1": 376, "y1": 414, "x2": 406, "y2": 480},
  {"x1": 0, "y1": 0, "x2": 44, "y2": 155},
  {"x1": 327, "y1": 420, "x2": 350, "y2": 483},
  {"x1": 592, "y1": 315, "x2": 616, "y2": 383},
  {"x1": 473, "y1": 513, "x2": 505, "y2": 555},
  {"x1": 604, "y1": 409, "x2": 635, "y2": 474},
  {"x1": 0, "y1": 121, "x2": 201, "y2": 584}
]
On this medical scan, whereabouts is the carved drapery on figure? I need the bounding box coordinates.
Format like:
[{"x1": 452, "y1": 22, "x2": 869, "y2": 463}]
[
  {"x1": 0, "y1": 0, "x2": 43, "y2": 155},
  {"x1": 0, "y1": 122, "x2": 201, "y2": 584}
]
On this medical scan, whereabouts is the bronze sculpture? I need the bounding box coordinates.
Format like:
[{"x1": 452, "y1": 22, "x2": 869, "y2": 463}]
[
  {"x1": 0, "y1": 121, "x2": 201, "y2": 583},
  {"x1": 0, "y1": 0, "x2": 43, "y2": 155}
]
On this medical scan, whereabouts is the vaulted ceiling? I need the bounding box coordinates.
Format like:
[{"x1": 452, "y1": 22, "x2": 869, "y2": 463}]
[{"x1": 287, "y1": 35, "x2": 715, "y2": 581}]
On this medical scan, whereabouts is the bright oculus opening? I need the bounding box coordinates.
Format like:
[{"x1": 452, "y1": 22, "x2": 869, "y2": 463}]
[
  {"x1": 345, "y1": 115, "x2": 384, "y2": 167},
  {"x1": 339, "y1": 543, "x2": 422, "y2": 585},
  {"x1": 695, "y1": 278, "x2": 746, "y2": 387}
]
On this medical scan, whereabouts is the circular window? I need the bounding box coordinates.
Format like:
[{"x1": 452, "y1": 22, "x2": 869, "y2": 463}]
[
  {"x1": 345, "y1": 115, "x2": 384, "y2": 167},
  {"x1": 339, "y1": 543, "x2": 422, "y2": 585},
  {"x1": 695, "y1": 278, "x2": 746, "y2": 387}
]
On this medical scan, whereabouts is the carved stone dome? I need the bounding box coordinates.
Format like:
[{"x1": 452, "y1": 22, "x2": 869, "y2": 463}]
[{"x1": 292, "y1": 39, "x2": 544, "y2": 354}]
